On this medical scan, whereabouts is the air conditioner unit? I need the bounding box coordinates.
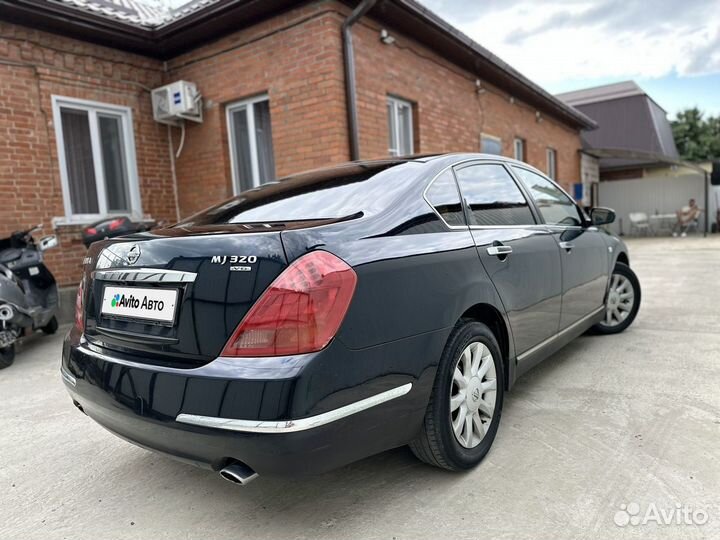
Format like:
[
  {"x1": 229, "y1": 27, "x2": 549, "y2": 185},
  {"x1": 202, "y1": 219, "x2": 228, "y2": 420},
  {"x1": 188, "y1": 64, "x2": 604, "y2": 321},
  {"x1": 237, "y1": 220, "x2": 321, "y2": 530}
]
[{"x1": 151, "y1": 81, "x2": 202, "y2": 125}]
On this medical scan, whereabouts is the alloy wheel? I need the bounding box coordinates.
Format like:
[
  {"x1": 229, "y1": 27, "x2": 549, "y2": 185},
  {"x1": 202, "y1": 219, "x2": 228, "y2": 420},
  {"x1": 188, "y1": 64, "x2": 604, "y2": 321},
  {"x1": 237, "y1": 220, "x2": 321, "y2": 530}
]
[
  {"x1": 449, "y1": 341, "x2": 497, "y2": 449},
  {"x1": 603, "y1": 273, "x2": 635, "y2": 327}
]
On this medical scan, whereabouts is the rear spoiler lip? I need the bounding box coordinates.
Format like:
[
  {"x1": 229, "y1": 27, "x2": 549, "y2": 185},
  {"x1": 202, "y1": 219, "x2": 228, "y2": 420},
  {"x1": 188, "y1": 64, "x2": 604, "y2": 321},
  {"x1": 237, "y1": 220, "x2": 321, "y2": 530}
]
[{"x1": 163, "y1": 212, "x2": 366, "y2": 236}]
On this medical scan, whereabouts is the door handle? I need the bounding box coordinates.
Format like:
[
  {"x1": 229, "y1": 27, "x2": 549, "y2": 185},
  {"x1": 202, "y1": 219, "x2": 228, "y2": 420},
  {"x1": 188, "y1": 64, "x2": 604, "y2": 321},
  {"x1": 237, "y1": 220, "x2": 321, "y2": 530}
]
[
  {"x1": 559, "y1": 241, "x2": 574, "y2": 252},
  {"x1": 486, "y1": 245, "x2": 513, "y2": 257}
]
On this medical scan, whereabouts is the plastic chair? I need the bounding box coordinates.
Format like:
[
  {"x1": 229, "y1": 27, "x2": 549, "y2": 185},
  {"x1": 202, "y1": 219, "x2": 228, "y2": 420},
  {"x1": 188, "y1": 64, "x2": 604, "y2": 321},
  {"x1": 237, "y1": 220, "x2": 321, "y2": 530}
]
[{"x1": 628, "y1": 212, "x2": 653, "y2": 236}]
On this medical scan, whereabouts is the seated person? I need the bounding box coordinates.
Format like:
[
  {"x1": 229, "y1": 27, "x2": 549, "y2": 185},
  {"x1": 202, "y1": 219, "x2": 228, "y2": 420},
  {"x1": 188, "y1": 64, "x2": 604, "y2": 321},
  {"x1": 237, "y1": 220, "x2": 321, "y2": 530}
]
[{"x1": 673, "y1": 198, "x2": 702, "y2": 237}]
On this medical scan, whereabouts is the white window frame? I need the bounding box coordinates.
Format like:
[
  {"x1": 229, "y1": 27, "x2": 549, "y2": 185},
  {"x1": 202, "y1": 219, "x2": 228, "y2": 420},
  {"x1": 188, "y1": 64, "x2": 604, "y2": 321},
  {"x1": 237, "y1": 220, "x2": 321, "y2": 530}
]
[
  {"x1": 513, "y1": 137, "x2": 525, "y2": 161},
  {"x1": 387, "y1": 95, "x2": 414, "y2": 157},
  {"x1": 51, "y1": 95, "x2": 141, "y2": 223},
  {"x1": 547, "y1": 147, "x2": 557, "y2": 179},
  {"x1": 226, "y1": 94, "x2": 273, "y2": 195},
  {"x1": 480, "y1": 133, "x2": 503, "y2": 155}
]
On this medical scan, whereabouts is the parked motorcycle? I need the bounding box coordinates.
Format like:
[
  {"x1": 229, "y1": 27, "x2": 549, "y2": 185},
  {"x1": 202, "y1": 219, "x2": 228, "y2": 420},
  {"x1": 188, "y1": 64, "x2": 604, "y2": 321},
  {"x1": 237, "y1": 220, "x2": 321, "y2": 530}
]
[{"x1": 0, "y1": 225, "x2": 60, "y2": 369}]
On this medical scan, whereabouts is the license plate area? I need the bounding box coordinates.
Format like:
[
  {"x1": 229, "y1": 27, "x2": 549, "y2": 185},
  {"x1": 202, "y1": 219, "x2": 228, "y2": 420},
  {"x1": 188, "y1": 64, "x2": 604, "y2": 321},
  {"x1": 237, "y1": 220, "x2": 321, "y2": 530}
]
[{"x1": 100, "y1": 285, "x2": 179, "y2": 326}]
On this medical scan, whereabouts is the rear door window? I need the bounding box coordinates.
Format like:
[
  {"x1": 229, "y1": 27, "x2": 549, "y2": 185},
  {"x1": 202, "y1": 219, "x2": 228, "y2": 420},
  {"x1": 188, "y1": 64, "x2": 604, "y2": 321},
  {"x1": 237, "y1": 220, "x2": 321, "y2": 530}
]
[
  {"x1": 454, "y1": 163, "x2": 535, "y2": 226},
  {"x1": 425, "y1": 170, "x2": 466, "y2": 227}
]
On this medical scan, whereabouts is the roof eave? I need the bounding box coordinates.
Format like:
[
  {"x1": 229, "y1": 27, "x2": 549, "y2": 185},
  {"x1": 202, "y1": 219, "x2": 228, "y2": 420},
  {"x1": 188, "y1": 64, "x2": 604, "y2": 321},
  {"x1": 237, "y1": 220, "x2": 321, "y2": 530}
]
[
  {"x1": 0, "y1": 0, "x2": 159, "y2": 56},
  {"x1": 1, "y1": 0, "x2": 597, "y2": 131},
  {"x1": 153, "y1": 0, "x2": 300, "y2": 58}
]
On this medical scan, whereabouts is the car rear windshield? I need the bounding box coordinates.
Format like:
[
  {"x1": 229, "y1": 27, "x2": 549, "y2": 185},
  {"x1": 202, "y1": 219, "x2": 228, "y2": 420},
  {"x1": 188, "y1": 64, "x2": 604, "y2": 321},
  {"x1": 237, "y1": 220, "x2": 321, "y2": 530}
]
[{"x1": 177, "y1": 161, "x2": 420, "y2": 226}]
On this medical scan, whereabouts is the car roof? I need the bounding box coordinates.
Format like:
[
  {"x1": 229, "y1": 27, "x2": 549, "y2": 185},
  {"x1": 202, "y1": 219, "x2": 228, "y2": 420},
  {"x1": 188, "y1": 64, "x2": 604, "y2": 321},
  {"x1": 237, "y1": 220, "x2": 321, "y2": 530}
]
[{"x1": 276, "y1": 153, "x2": 540, "y2": 184}]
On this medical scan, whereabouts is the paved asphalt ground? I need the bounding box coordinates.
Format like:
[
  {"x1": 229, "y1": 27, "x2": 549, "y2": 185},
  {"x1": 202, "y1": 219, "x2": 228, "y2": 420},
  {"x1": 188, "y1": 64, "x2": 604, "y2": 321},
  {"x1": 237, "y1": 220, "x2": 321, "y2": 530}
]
[{"x1": 1, "y1": 236, "x2": 719, "y2": 540}]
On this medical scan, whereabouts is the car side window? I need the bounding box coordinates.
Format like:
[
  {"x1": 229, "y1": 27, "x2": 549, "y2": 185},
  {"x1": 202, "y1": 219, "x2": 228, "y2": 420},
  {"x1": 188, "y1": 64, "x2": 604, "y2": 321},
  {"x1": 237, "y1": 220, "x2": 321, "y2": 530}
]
[
  {"x1": 454, "y1": 163, "x2": 535, "y2": 226},
  {"x1": 512, "y1": 167, "x2": 583, "y2": 227},
  {"x1": 425, "y1": 169, "x2": 466, "y2": 227}
]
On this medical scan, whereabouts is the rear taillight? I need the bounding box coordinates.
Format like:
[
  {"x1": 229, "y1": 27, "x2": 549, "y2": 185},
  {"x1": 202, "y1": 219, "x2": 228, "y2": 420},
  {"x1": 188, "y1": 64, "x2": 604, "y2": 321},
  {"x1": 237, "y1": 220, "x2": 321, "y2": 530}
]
[
  {"x1": 108, "y1": 218, "x2": 125, "y2": 231},
  {"x1": 221, "y1": 251, "x2": 357, "y2": 357},
  {"x1": 74, "y1": 277, "x2": 85, "y2": 332}
]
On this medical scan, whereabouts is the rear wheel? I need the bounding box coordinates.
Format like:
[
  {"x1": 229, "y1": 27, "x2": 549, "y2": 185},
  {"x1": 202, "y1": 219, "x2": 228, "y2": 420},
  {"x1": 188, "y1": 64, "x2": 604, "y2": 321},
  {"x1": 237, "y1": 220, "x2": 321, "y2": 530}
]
[
  {"x1": 593, "y1": 263, "x2": 641, "y2": 334},
  {"x1": 41, "y1": 316, "x2": 58, "y2": 335},
  {"x1": 410, "y1": 320, "x2": 504, "y2": 470},
  {"x1": 0, "y1": 344, "x2": 15, "y2": 369}
]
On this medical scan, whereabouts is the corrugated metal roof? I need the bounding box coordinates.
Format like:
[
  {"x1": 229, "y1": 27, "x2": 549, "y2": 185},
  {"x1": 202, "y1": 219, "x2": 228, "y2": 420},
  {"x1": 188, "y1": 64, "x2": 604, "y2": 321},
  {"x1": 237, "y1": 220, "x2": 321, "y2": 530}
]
[{"x1": 50, "y1": 0, "x2": 221, "y2": 27}]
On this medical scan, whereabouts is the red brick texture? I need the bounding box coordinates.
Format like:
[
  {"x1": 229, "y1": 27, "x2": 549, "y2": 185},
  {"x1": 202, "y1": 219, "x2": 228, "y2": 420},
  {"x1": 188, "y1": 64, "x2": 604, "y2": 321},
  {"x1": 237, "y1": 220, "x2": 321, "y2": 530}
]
[
  {"x1": 350, "y1": 10, "x2": 582, "y2": 188},
  {"x1": 0, "y1": 22, "x2": 174, "y2": 285},
  {"x1": 0, "y1": 1, "x2": 584, "y2": 287},
  {"x1": 165, "y1": 3, "x2": 351, "y2": 216}
]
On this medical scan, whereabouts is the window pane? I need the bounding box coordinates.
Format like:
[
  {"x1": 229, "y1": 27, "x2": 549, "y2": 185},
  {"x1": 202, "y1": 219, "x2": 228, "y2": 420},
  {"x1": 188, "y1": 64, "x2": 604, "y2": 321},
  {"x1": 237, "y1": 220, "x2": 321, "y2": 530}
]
[
  {"x1": 253, "y1": 100, "x2": 276, "y2": 184},
  {"x1": 547, "y1": 149, "x2": 557, "y2": 179},
  {"x1": 98, "y1": 114, "x2": 130, "y2": 211},
  {"x1": 398, "y1": 103, "x2": 413, "y2": 155},
  {"x1": 514, "y1": 139, "x2": 524, "y2": 161},
  {"x1": 481, "y1": 136, "x2": 502, "y2": 155},
  {"x1": 230, "y1": 106, "x2": 254, "y2": 192},
  {"x1": 512, "y1": 166, "x2": 582, "y2": 226},
  {"x1": 60, "y1": 108, "x2": 98, "y2": 214},
  {"x1": 388, "y1": 97, "x2": 413, "y2": 156},
  {"x1": 425, "y1": 169, "x2": 465, "y2": 226},
  {"x1": 455, "y1": 164, "x2": 534, "y2": 226},
  {"x1": 387, "y1": 101, "x2": 398, "y2": 156}
]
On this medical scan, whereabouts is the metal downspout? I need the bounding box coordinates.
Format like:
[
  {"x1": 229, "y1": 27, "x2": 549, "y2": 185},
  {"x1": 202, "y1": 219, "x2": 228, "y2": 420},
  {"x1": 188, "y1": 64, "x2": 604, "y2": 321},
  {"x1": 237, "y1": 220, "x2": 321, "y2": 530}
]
[{"x1": 342, "y1": 0, "x2": 378, "y2": 161}]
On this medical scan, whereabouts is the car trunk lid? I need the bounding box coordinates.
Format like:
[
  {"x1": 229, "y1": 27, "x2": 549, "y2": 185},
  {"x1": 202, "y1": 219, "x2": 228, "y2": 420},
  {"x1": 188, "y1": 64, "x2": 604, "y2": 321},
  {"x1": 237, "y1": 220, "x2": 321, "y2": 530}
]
[{"x1": 82, "y1": 227, "x2": 288, "y2": 367}]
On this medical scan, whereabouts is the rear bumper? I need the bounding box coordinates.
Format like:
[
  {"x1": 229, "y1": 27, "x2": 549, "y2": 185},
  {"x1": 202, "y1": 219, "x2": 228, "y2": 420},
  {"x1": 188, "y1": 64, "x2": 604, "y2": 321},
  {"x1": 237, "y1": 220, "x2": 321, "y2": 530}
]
[{"x1": 61, "y1": 328, "x2": 444, "y2": 475}]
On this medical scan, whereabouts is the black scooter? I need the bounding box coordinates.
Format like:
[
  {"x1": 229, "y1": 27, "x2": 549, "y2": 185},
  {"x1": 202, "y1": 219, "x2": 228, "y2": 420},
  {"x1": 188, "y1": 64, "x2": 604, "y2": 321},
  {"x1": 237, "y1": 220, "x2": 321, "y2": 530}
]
[{"x1": 0, "y1": 225, "x2": 59, "y2": 369}]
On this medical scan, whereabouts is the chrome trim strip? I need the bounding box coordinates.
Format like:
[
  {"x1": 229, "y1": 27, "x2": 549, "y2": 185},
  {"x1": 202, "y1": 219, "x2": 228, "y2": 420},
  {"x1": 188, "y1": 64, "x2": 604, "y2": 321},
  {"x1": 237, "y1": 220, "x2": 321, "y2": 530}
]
[
  {"x1": 93, "y1": 268, "x2": 197, "y2": 283},
  {"x1": 516, "y1": 306, "x2": 604, "y2": 362},
  {"x1": 60, "y1": 365, "x2": 76, "y2": 387},
  {"x1": 176, "y1": 383, "x2": 413, "y2": 433}
]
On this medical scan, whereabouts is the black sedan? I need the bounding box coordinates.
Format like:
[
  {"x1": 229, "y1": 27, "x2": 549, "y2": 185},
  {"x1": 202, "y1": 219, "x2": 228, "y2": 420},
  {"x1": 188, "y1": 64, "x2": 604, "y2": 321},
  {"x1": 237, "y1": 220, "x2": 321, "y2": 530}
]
[{"x1": 61, "y1": 154, "x2": 640, "y2": 484}]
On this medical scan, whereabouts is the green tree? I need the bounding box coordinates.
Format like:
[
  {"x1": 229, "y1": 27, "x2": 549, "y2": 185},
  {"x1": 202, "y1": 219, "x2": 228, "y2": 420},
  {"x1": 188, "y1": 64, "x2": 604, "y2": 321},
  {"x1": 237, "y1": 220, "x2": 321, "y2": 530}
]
[{"x1": 672, "y1": 107, "x2": 720, "y2": 161}]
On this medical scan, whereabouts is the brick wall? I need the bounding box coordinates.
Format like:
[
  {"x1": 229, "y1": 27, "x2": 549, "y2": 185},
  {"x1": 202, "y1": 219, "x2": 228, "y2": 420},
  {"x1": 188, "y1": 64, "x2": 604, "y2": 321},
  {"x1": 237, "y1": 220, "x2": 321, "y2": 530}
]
[
  {"x1": 351, "y1": 10, "x2": 583, "y2": 191},
  {"x1": 0, "y1": 22, "x2": 175, "y2": 286},
  {"x1": 166, "y1": 3, "x2": 351, "y2": 217},
  {"x1": 0, "y1": 0, "x2": 585, "y2": 288},
  {"x1": 164, "y1": 0, "x2": 583, "y2": 218}
]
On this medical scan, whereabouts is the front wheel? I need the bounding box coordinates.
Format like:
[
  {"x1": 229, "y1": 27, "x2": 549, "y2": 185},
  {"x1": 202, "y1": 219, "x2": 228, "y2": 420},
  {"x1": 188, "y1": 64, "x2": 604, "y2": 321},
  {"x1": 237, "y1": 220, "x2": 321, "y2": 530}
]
[
  {"x1": 593, "y1": 263, "x2": 641, "y2": 334},
  {"x1": 409, "y1": 320, "x2": 504, "y2": 470},
  {"x1": 0, "y1": 344, "x2": 15, "y2": 369}
]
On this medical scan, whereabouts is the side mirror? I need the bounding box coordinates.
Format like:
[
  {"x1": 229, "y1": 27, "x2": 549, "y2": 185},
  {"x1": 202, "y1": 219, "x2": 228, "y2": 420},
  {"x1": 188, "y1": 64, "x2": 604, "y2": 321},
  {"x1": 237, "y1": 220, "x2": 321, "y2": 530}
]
[
  {"x1": 590, "y1": 207, "x2": 616, "y2": 226},
  {"x1": 38, "y1": 235, "x2": 58, "y2": 251}
]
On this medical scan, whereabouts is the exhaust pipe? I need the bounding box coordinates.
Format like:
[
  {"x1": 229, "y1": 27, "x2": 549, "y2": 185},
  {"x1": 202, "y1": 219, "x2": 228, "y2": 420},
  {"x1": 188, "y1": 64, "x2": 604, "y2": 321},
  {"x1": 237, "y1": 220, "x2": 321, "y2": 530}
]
[
  {"x1": 219, "y1": 461, "x2": 258, "y2": 486},
  {"x1": 0, "y1": 304, "x2": 14, "y2": 322}
]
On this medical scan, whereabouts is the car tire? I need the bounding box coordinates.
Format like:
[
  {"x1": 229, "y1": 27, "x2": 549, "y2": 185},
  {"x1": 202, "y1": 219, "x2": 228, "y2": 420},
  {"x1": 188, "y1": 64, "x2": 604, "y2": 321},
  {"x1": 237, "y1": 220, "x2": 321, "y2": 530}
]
[
  {"x1": 410, "y1": 320, "x2": 504, "y2": 471},
  {"x1": 0, "y1": 344, "x2": 15, "y2": 369},
  {"x1": 592, "y1": 262, "x2": 641, "y2": 335},
  {"x1": 41, "y1": 316, "x2": 59, "y2": 335}
]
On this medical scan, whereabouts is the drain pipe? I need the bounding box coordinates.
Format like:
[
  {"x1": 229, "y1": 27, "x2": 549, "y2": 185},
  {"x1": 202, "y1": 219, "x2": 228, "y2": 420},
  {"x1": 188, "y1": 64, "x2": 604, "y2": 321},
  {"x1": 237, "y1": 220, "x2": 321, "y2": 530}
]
[{"x1": 342, "y1": 0, "x2": 378, "y2": 161}]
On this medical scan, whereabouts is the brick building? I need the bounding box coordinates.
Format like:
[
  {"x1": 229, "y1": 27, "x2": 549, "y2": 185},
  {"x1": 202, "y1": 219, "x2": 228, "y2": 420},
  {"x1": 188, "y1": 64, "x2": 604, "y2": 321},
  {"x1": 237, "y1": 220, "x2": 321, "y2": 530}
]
[{"x1": 1, "y1": 0, "x2": 595, "y2": 294}]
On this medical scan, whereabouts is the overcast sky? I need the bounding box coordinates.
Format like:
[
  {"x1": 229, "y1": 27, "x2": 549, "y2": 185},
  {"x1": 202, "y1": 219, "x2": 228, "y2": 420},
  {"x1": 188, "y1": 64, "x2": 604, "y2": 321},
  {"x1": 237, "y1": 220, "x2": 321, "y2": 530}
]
[{"x1": 421, "y1": 0, "x2": 720, "y2": 117}]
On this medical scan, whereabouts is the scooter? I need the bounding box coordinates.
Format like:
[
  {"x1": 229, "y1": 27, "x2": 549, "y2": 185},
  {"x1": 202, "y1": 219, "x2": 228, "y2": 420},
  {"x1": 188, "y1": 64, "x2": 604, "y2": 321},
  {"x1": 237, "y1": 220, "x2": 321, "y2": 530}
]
[{"x1": 0, "y1": 225, "x2": 60, "y2": 369}]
